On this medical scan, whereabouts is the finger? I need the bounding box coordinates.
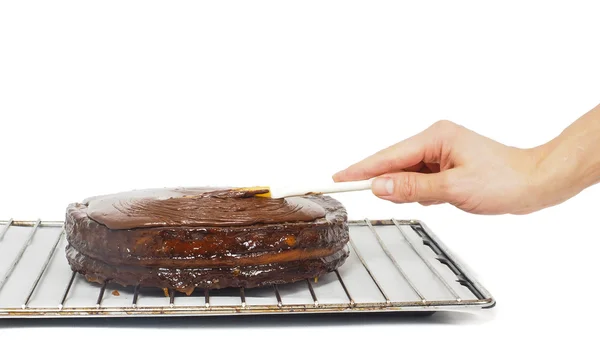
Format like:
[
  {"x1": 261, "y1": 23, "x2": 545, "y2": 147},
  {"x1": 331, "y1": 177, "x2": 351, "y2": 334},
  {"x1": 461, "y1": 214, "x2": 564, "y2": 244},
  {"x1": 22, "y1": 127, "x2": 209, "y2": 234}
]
[
  {"x1": 370, "y1": 171, "x2": 452, "y2": 203},
  {"x1": 333, "y1": 131, "x2": 435, "y2": 182}
]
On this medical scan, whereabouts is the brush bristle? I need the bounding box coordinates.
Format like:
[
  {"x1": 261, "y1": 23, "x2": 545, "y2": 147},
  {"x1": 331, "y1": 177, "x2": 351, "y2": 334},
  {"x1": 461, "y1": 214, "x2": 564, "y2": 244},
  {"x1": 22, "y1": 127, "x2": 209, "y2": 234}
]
[{"x1": 235, "y1": 186, "x2": 272, "y2": 197}]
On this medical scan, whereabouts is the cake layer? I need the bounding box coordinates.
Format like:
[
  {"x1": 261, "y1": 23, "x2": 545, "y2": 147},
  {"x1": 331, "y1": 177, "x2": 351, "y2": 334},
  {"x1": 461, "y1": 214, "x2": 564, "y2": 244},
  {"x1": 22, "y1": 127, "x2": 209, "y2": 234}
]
[{"x1": 66, "y1": 244, "x2": 350, "y2": 293}]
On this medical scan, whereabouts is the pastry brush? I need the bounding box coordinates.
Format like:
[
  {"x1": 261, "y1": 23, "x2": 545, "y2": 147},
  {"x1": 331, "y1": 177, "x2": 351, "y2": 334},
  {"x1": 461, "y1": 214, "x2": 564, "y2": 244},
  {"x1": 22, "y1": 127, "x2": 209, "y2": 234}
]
[{"x1": 237, "y1": 179, "x2": 373, "y2": 198}]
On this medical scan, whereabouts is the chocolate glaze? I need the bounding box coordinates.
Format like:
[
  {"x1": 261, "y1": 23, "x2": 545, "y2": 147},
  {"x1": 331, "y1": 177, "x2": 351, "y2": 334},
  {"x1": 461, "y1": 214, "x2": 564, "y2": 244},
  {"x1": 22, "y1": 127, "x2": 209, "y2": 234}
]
[
  {"x1": 64, "y1": 187, "x2": 349, "y2": 291},
  {"x1": 84, "y1": 187, "x2": 327, "y2": 230}
]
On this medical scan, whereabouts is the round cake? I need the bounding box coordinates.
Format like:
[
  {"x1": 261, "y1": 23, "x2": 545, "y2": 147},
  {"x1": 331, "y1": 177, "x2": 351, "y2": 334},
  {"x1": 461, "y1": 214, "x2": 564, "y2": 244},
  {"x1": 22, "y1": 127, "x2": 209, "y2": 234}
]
[{"x1": 64, "y1": 187, "x2": 349, "y2": 294}]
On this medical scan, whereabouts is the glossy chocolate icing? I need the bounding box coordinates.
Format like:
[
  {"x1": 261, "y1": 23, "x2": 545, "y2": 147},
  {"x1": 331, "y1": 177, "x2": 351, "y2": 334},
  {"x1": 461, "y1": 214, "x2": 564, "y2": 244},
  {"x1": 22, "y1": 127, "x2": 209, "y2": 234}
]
[
  {"x1": 64, "y1": 187, "x2": 349, "y2": 292},
  {"x1": 84, "y1": 187, "x2": 327, "y2": 230}
]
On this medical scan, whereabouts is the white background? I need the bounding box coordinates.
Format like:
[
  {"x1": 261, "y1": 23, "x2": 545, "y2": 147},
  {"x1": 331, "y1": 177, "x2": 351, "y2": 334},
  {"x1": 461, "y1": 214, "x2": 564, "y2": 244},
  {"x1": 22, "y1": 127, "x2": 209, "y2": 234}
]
[{"x1": 1, "y1": 0, "x2": 600, "y2": 338}]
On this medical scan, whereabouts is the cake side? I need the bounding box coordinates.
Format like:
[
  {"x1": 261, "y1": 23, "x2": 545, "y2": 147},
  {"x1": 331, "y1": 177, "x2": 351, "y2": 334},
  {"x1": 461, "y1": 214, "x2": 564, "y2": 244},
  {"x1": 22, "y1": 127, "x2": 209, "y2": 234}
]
[{"x1": 66, "y1": 245, "x2": 349, "y2": 293}]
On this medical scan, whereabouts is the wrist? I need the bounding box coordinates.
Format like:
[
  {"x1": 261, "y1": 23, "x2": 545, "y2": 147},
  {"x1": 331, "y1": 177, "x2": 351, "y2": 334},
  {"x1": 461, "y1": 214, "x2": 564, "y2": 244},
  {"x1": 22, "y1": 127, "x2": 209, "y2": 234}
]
[{"x1": 528, "y1": 130, "x2": 598, "y2": 211}]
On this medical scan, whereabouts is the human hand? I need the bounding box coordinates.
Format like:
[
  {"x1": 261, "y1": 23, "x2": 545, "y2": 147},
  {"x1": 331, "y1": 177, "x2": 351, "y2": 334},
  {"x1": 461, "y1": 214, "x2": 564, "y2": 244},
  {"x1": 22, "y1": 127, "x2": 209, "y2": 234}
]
[{"x1": 332, "y1": 120, "x2": 553, "y2": 215}]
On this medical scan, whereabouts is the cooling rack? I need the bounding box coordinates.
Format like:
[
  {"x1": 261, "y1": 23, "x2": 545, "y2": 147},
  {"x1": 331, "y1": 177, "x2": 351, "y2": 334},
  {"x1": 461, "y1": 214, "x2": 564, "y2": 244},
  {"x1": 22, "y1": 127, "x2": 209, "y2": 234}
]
[{"x1": 0, "y1": 218, "x2": 495, "y2": 318}]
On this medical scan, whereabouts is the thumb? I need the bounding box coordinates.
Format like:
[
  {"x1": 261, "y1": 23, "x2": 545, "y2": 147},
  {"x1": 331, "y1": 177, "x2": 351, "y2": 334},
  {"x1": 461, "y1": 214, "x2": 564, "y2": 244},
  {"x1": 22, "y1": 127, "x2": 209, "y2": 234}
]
[{"x1": 370, "y1": 172, "x2": 452, "y2": 204}]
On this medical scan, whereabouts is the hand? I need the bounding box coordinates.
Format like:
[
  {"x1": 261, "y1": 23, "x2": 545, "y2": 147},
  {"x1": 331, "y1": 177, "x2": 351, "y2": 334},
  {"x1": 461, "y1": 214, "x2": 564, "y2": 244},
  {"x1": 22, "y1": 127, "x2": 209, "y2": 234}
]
[{"x1": 332, "y1": 120, "x2": 551, "y2": 215}]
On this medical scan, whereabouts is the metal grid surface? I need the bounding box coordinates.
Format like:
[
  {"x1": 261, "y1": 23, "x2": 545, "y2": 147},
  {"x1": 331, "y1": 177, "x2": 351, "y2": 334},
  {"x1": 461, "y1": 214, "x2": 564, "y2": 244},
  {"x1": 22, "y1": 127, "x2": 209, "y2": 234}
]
[{"x1": 0, "y1": 218, "x2": 495, "y2": 318}]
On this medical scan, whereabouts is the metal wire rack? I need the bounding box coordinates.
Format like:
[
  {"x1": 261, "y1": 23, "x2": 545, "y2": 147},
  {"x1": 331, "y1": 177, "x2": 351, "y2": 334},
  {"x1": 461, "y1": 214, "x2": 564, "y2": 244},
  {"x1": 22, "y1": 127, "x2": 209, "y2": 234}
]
[{"x1": 0, "y1": 218, "x2": 494, "y2": 318}]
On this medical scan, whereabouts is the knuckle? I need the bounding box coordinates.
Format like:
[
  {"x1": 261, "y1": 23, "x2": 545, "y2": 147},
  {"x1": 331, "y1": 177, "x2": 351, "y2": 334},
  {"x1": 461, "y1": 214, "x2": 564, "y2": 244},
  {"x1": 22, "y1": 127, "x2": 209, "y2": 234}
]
[
  {"x1": 395, "y1": 174, "x2": 418, "y2": 201},
  {"x1": 424, "y1": 174, "x2": 435, "y2": 192},
  {"x1": 429, "y1": 119, "x2": 462, "y2": 148},
  {"x1": 430, "y1": 120, "x2": 460, "y2": 138},
  {"x1": 431, "y1": 119, "x2": 456, "y2": 131},
  {"x1": 441, "y1": 172, "x2": 464, "y2": 204},
  {"x1": 437, "y1": 173, "x2": 452, "y2": 195},
  {"x1": 438, "y1": 172, "x2": 458, "y2": 200}
]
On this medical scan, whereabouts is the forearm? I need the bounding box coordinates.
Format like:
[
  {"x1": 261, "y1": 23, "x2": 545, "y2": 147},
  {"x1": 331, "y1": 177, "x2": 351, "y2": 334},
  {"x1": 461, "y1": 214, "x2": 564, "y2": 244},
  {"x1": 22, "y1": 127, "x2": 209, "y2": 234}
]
[{"x1": 533, "y1": 104, "x2": 600, "y2": 208}]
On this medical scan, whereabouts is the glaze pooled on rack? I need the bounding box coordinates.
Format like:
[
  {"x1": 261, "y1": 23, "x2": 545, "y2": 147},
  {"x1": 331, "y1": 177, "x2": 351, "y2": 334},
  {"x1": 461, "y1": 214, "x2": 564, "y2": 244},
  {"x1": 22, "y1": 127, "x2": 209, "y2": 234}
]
[{"x1": 84, "y1": 187, "x2": 327, "y2": 230}]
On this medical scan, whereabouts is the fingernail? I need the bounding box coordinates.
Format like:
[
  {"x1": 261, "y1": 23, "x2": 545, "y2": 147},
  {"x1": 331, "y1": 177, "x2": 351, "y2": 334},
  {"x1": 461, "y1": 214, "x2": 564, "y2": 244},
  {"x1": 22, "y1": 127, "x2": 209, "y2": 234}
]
[
  {"x1": 332, "y1": 172, "x2": 343, "y2": 182},
  {"x1": 372, "y1": 177, "x2": 394, "y2": 195}
]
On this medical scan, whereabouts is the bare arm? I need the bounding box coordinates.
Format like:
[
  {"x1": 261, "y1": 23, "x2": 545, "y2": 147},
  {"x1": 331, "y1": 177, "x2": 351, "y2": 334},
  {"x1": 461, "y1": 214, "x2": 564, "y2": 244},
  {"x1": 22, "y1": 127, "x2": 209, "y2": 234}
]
[
  {"x1": 532, "y1": 103, "x2": 600, "y2": 210},
  {"x1": 332, "y1": 103, "x2": 600, "y2": 215}
]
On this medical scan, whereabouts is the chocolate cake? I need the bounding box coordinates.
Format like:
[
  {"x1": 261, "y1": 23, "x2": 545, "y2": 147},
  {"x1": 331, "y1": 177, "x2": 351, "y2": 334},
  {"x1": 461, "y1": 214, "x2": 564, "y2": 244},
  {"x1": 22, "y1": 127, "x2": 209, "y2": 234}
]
[{"x1": 64, "y1": 187, "x2": 349, "y2": 294}]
